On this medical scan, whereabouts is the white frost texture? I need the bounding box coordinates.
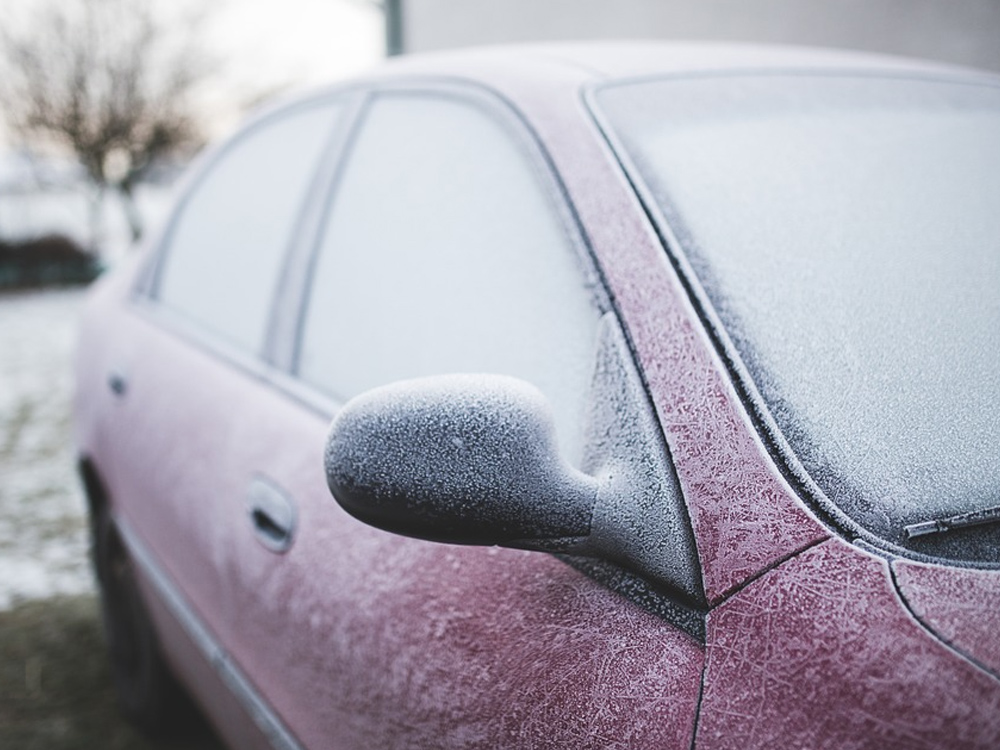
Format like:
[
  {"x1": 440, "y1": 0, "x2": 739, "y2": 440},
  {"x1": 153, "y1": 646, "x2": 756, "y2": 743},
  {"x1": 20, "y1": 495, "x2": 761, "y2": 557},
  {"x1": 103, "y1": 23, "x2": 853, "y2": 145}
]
[
  {"x1": 298, "y1": 95, "x2": 601, "y2": 462},
  {"x1": 601, "y1": 75, "x2": 1000, "y2": 547},
  {"x1": 0, "y1": 288, "x2": 92, "y2": 609}
]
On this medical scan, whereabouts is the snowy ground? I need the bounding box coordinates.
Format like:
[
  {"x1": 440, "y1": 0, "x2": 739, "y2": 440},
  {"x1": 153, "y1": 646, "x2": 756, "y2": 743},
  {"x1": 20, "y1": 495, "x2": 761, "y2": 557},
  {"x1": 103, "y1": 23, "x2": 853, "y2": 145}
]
[{"x1": 0, "y1": 287, "x2": 93, "y2": 610}]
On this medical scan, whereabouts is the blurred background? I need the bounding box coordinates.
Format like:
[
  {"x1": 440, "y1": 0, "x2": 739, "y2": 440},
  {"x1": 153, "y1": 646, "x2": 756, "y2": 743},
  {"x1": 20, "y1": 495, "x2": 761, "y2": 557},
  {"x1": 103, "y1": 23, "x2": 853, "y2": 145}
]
[
  {"x1": 1, "y1": 0, "x2": 997, "y2": 747},
  {"x1": 3, "y1": 0, "x2": 999, "y2": 270}
]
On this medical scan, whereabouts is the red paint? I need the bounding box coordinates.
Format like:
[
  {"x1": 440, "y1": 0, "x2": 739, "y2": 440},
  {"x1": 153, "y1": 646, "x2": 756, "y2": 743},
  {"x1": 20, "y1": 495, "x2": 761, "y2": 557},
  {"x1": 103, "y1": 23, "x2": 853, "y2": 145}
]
[
  {"x1": 217, "y1": 365, "x2": 707, "y2": 749},
  {"x1": 894, "y1": 559, "x2": 1000, "y2": 679},
  {"x1": 698, "y1": 539, "x2": 1000, "y2": 749}
]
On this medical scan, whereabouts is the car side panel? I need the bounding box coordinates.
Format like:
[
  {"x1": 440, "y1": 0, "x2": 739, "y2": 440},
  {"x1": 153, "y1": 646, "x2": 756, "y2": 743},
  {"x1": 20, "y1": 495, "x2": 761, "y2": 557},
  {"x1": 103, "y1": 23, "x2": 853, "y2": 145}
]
[
  {"x1": 893, "y1": 560, "x2": 1000, "y2": 679},
  {"x1": 78, "y1": 262, "x2": 282, "y2": 666},
  {"x1": 91, "y1": 303, "x2": 247, "y2": 644},
  {"x1": 134, "y1": 568, "x2": 275, "y2": 750},
  {"x1": 75, "y1": 259, "x2": 276, "y2": 746},
  {"x1": 696, "y1": 538, "x2": 1000, "y2": 749},
  {"x1": 223, "y1": 383, "x2": 706, "y2": 750}
]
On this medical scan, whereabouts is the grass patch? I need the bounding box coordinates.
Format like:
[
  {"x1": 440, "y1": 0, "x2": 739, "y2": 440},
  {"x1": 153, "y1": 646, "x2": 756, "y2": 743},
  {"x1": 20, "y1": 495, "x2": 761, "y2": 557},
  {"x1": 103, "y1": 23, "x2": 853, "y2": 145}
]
[{"x1": 0, "y1": 595, "x2": 223, "y2": 750}]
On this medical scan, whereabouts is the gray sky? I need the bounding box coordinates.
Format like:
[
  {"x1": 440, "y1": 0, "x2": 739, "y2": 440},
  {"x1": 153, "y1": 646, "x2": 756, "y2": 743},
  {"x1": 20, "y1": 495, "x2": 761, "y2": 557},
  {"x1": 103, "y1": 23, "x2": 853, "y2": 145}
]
[
  {"x1": 205, "y1": 0, "x2": 384, "y2": 104},
  {"x1": 0, "y1": 0, "x2": 385, "y2": 148}
]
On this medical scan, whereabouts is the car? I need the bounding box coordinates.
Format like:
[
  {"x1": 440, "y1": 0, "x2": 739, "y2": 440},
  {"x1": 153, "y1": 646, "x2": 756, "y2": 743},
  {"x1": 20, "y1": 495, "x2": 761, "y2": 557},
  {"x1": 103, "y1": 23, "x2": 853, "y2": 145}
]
[{"x1": 74, "y1": 41, "x2": 1000, "y2": 749}]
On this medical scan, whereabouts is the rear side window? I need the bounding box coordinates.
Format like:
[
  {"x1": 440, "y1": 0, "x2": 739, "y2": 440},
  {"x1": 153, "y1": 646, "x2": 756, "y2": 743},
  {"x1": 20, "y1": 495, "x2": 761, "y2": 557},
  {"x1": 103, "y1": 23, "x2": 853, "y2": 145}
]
[
  {"x1": 156, "y1": 102, "x2": 342, "y2": 354},
  {"x1": 298, "y1": 93, "x2": 601, "y2": 459}
]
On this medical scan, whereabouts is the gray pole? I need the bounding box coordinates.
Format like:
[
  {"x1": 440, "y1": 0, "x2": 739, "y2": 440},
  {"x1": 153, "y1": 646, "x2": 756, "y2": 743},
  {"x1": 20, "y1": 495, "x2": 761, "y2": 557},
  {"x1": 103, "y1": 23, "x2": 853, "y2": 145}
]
[{"x1": 385, "y1": 0, "x2": 403, "y2": 55}]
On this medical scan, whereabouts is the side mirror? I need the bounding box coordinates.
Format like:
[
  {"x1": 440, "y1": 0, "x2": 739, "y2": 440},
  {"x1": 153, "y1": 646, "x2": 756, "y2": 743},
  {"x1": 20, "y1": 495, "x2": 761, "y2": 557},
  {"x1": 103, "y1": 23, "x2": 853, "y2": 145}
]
[
  {"x1": 324, "y1": 375, "x2": 599, "y2": 551},
  {"x1": 324, "y1": 317, "x2": 705, "y2": 605}
]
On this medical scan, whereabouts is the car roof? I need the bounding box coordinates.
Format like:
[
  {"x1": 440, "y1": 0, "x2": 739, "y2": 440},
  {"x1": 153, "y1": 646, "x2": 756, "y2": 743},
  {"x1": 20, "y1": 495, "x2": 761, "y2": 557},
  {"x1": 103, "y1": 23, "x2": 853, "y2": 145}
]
[
  {"x1": 264, "y1": 40, "x2": 996, "y2": 122},
  {"x1": 252, "y1": 41, "x2": 996, "y2": 129},
  {"x1": 359, "y1": 40, "x2": 990, "y2": 87}
]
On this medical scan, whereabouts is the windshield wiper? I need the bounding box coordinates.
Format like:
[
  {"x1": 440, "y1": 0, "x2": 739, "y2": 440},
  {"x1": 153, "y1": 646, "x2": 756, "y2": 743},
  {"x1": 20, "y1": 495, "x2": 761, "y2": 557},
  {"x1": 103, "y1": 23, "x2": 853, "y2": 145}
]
[{"x1": 905, "y1": 505, "x2": 1000, "y2": 539}]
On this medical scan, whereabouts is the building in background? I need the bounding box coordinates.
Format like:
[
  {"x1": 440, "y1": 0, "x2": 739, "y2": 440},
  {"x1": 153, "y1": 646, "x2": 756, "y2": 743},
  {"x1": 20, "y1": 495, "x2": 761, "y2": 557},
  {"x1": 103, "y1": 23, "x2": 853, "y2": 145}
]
[{"x1": 389, "y1": 0, "x2": 1000, "y2": 72}]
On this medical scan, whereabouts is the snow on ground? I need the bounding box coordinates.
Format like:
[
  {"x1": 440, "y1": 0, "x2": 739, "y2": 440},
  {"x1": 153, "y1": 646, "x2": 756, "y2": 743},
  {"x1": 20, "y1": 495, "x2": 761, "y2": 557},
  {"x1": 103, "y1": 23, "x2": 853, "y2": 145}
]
[{"x1": 0, "y1": 287, "x2": 93, "y2": 610}]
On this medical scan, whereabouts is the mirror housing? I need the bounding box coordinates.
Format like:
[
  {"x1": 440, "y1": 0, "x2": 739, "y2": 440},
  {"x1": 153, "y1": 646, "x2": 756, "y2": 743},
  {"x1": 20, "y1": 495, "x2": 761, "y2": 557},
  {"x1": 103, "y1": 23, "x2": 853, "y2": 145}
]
[{"x1": 325, "y1": 375, "x2": 599, "y2": 551}]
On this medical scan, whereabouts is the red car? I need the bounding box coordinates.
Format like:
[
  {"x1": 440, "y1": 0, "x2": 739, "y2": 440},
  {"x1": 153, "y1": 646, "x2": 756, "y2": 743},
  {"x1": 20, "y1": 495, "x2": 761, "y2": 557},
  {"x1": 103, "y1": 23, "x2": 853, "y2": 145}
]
[{"x1": 75, "y1": 43, "x2": 1000, "y2": 749}]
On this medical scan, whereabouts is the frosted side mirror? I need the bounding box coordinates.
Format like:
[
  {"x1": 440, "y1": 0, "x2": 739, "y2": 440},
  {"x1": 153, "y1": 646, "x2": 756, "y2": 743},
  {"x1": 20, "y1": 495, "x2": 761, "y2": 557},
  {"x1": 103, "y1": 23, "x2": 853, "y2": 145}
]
[{"x1": 325, "y1": 374, "x2": 599, "y2": 551}]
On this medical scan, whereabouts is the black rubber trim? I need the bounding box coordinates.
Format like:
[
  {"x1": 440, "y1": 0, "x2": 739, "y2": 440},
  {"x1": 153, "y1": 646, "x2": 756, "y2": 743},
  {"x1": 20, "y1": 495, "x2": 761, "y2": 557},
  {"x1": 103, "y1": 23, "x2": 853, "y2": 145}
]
[{"x1": 556, "y1": 554, "x2": 707, "y2": 643}]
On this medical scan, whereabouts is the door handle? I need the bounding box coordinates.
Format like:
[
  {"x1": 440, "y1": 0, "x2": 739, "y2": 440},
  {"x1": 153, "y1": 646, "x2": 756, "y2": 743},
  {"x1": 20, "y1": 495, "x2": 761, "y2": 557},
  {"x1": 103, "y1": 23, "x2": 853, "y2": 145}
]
[{"x1": 247, "y1": 478, "x2": 297, "y2": 553}]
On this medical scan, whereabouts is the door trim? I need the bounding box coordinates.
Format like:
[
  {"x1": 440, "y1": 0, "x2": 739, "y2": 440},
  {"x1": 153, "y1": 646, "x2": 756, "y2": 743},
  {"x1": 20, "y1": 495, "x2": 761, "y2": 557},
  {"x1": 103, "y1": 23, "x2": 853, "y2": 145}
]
[{"x1": 116, "y1": 515, "x2": 304, "y2": 750}]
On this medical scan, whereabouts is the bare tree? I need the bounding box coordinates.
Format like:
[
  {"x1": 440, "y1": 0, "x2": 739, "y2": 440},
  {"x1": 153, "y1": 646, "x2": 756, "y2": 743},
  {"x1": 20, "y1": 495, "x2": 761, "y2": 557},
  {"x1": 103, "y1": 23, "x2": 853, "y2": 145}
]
[{"x1": 0, "y1": 0, "x2": 212, "y2": 248}]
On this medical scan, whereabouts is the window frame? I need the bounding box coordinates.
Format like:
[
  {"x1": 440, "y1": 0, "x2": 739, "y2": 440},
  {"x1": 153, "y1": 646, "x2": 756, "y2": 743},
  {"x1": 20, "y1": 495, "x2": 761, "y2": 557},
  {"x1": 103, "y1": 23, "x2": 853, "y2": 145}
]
[
  {"x1": 129, "y1": 91, "x2": 366, "y2": 380},
  {"x1": 123, "y1": 75, "x2": 709, "y2": 623},
  {"x1": 279, "y1": 79, "x2": 612, "y2": 418},
  {"x1": 129, "y1": 78, "x2": 614, "y2": 422}
]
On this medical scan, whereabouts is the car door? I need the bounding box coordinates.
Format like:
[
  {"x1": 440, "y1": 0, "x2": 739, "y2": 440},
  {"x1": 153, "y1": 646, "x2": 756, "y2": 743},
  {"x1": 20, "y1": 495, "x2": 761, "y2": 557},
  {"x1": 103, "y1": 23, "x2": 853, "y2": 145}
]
[
  {"x1": 96, "y1": 98, "x2": 348, "y2": 746},
  {"x1": 224, "y1": 85, "x2": 706, "y2": 749}
]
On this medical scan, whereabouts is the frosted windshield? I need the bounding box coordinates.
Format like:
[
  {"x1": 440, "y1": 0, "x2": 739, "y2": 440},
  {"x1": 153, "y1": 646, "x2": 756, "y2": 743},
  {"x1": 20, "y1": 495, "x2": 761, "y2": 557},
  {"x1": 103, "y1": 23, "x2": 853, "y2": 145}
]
[{"x1": 597, "y1": 75, "x2": 1000, "y2": 551}]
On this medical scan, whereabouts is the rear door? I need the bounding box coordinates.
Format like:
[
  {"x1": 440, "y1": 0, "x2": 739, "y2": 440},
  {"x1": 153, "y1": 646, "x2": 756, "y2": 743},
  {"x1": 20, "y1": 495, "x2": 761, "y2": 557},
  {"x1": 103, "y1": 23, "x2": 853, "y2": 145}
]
[{"x1": 100, "y1": 97, "x2": 347, "y2": 744}]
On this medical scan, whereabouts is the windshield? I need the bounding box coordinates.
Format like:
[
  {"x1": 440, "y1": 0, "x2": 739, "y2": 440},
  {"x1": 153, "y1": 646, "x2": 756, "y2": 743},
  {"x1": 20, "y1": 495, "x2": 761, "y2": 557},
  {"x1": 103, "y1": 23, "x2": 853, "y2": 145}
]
[{"x1": 595, "y1": 73, "x2": 1000, "y2": 561}]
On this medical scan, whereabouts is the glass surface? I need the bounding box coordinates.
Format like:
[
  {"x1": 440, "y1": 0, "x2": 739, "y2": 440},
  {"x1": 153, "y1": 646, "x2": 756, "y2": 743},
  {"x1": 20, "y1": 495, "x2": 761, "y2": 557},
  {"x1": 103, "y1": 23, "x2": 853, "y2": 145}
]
[
  {"x1": 598, "y1": 75, "x2": 1000, "y2": 545},
  {"x1": 299, "y1": 94, "x2": 600, "y2": 461},
  {"x1": 157, "y1": 102, "x2": 342, "y2": 353}
]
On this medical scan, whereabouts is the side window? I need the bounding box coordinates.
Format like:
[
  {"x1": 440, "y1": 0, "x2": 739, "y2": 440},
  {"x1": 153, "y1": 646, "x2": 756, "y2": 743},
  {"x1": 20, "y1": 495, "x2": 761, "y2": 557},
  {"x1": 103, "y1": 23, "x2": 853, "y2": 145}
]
[
  {"x1": 298, "y1": 94, "x2": 601, "y2": 460},
  {"x1": 156, "y1": 102, "x2": 342, "y2": 354}
]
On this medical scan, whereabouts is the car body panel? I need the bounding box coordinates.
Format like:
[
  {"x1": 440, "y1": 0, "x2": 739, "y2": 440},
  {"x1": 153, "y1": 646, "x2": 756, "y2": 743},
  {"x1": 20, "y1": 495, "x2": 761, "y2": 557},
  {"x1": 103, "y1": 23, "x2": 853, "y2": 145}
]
[
  {"x1": 92, "y1": 297, "x2": 249, "y2": 648},
  {"x1": 698, "y1": 538, "x2": 1000, "y2": 749},
  {"x1": 894, "y1": 560, "x2": 1000, "y2": 679},
  {"x1": 234, "y1": 394, "x2": 706, "y2": 748},
  {"x1": 76, "y1": 260, "x2": 281, "y2": 747}
]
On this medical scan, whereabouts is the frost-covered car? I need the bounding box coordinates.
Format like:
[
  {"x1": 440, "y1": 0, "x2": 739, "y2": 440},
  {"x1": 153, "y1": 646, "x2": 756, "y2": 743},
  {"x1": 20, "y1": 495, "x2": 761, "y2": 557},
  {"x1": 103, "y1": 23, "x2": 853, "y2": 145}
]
[{"x1": 74, "y1": 43, "x2": 1000, "y2": 749}]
